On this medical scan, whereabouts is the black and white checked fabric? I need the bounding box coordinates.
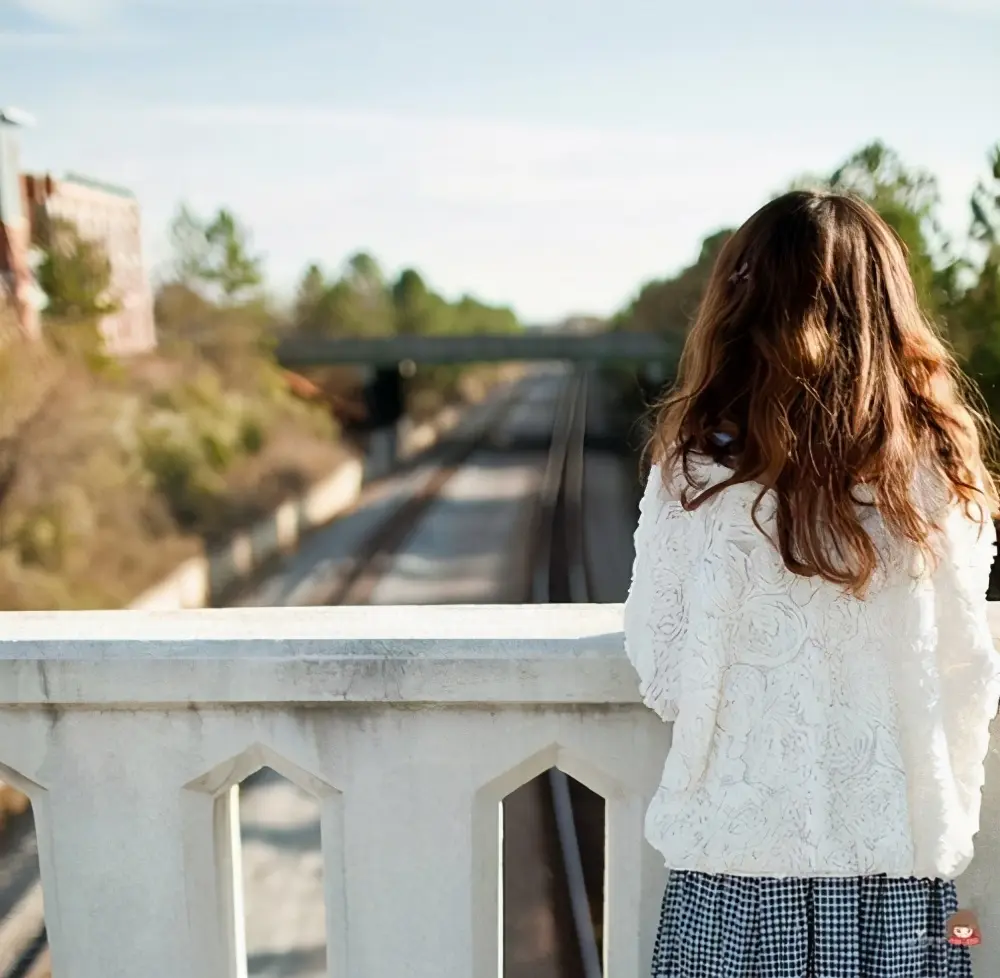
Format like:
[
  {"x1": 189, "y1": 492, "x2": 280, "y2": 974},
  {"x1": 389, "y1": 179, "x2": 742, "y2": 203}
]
[{"x1": 651, "y1": 871, "x2": 973, "y2": 978}]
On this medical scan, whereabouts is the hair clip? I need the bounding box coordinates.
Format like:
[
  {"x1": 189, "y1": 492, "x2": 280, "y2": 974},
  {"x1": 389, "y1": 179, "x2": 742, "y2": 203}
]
[{"x1": 729, "y1": 261, "x2": 750, "y2": 285}]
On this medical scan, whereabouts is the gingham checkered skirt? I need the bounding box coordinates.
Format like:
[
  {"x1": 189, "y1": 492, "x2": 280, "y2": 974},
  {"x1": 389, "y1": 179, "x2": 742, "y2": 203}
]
[{"x1": 651, "y1": 871, "x2": 973, "y2": 978}]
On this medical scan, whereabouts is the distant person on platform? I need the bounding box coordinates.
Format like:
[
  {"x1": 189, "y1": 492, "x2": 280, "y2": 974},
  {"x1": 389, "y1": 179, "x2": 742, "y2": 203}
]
[{"x1": 624, "y1": 189, "x2": 998, "y2": 978}]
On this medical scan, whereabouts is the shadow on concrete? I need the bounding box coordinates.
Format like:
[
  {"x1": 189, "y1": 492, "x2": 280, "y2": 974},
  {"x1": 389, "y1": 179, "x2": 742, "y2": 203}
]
[
  {"x1": 247, "y1": 943, "x2": 327, "y2": 976},
  {"x1": 240, "y1": 819, "x2": 322, "y2": 854}
]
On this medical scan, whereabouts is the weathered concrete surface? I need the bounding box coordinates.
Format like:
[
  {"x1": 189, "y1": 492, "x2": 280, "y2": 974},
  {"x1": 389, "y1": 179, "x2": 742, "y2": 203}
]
[
  {"x1": 4, "y1": 610, "x2": 1000, "y2": 977},
  {"x1": 0, "y1": 606, "x2": 670, "y2": 978}
]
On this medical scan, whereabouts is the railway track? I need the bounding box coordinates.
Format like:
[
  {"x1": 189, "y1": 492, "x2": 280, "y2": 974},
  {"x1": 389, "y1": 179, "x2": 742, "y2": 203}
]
[
  {"x1": 502, "y1": 368, "x2": 606, "y2": 978},
  {"x1": 0, "y1": 366, "x2": 608, "y2": 978}
]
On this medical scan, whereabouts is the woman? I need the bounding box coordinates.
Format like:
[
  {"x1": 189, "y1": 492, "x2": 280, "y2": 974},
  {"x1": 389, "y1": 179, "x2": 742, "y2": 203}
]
[{"x1": 624, "y1": 190, "x2": 999, "y2": 977}]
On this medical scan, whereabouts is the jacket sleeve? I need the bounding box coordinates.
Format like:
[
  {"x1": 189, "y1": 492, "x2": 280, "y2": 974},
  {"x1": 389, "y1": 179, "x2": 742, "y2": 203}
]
[
  {"x1": 916, "y1": 502, "x2": 1000, "y2": 850},
  {"x1": 623, "y1": 462, "x2": 697, "y2": 722},
  {"x1": 935, "y1": 504, "x2": 1000, "y2": 719}
]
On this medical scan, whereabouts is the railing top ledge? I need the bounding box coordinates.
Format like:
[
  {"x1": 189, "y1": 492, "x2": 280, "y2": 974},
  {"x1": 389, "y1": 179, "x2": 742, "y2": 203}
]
[
  {"x1": 0, "y1": 604, "x2": 638, "y2": 708},
  {"x1": 0, "y1": 604, "x2": 624, "y2": 654}
]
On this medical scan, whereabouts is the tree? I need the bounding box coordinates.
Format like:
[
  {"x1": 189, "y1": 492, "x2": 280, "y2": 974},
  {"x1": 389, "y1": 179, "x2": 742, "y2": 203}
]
[
  {"x1": 290, "y1": 251, "x2": 523, "y2": 339},
  {"x1": 826, "y1": 142, "x2": 949, "y2": 311},
  {"x1": 953, "y1": 146, "x2": 1000, "y2": 412},
  {"x1": 291, "y1": 258, "x2": 385, "y2": 337},
  {"x1": 324, "y1": 279, "x2": 395, "y2": 337},
  {"x1": 391, "y1": 269, "x2": 441, "y2": 335},
  {"x1": 169, "y1": 205, "x2": 210, "y2": 290},
  {"x1": 614, "y1": 142, "x2": 964, "y2": 340},
  {"x1": 303, "y1": 253, "x2": 394, "y2": 337},
  {"x1": 614, "y1": 139, "x2": 1000, "y2": 429},
  {"x1": 971, "y1": 145, "x2": 1000, "y2": 256},
  {"x1": 294, "y1": 264, "x2": 328, "y2": 331},
  {"x1": 205, "y1": 210, "x2": 264, "y2": 301},
  {"x1": 35, "y1": 218, "x2": 117, "y2": 321},
  {"x1": 452, "y1": 295, "x2": 519, "y2": 335},
  {"x1": 391, "y1": 268, "x2": 427, "y2": 309},
  {"x1": 613, "y1": 229, "x2": 732, "y2": 334},
  {"x1": 344, "y1": 252, "x2": 384, "y2": 296},
  {"x1": 169, "y1": 205, "x2": 264, "y2": 303}
]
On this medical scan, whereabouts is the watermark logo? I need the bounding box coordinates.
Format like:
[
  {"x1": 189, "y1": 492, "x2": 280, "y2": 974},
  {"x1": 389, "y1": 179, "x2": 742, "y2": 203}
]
[{"x1": 946, "y1": 910, "x2": 982, "y2": 947}]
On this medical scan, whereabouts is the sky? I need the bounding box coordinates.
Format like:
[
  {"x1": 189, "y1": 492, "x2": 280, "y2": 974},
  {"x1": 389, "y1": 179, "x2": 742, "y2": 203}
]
[{"x1": 1, "y1": 0, "x2": 999, "y2": 323}]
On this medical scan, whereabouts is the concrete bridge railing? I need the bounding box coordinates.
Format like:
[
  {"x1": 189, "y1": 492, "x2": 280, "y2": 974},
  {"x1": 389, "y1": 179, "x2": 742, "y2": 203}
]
[{"x1": 1, "y1": 604, "x2": 999, "y2": 978}]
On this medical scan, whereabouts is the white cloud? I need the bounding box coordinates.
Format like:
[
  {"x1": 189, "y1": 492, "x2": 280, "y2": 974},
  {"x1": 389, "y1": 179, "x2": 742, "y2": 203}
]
[
  {"x1": 4, "y1": 0, "x2": 329, "y2": 26},
  {"x1": 898, "y1": 0, "x2": 1000, "y2": 14},
  {"x1": 150, "y1": 102, "x2": 801, "y2": 198},
  {"x1": 0, "y1": 26, "x2": 141, "y2": 45},
  {"x1": 7, "y1": 0, "x2": 116, "y2": 26},
  {"x1": 127, "y1": 102, "x2": 835, "y2": 317}
]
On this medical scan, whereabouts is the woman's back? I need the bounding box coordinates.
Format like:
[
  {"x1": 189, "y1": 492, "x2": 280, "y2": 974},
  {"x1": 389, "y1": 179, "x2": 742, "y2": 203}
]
[
  {"x1": 625, "y1": 190, "x2": 997, "y2": 976},
  {"x1": 626, "y1": 455, "x2": 999, "y2": 880}
]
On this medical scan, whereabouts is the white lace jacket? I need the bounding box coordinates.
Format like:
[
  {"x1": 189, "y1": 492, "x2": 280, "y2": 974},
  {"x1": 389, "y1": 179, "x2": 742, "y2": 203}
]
[{"x1": 624, "y1": 457, "x2": 1000, "y2": 880}]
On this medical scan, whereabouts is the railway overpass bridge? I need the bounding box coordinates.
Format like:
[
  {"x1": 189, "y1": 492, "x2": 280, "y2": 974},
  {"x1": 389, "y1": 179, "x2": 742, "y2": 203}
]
[{"x1": 275, "y1": 329, "x2": 682, "y2": 369}]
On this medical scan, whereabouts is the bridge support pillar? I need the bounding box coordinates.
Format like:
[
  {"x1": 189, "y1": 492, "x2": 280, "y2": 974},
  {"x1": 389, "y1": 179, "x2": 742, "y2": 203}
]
[{"x1": 365, "y1": 424, "x2": 399, "y2": 483}]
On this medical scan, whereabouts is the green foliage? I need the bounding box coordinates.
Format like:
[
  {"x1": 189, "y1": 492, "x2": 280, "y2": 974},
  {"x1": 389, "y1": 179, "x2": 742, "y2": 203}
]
[
  {"x1": 819, "y1": 142, "x2": 1000, "y2": 417},
  {"x1": 294, "y1": 263, "x2": 327, "y2": 329},
  {"x1": 36, "y1": 218, "x2": 118, "y2": 321},
  {"x1": 292, "y1": 254, "x2": 523, "y2": 339},
  {"x1": 14, "y1": 485, "x2": 94, "y2": 570},
  {"x1": 287, "y1": 252, "x2": 523, "y2": 422},
  {"x1": 150, "y1": 227, "x2": 342, "y2": 530},
  {"x1": 18, "y1": 216, "x2": 120, "y2": 380},
  {"x1": 391, "y1": 268, "x2": 436, "y2": 335},
  {"x1": 450, "y1": 295, "x2": 521, "y2": 336},
  {"x1": 293, "y1": 255, "x2": 391, "y2": 336},
  {"x1": 615, "y1": 140, "x2": 1000, "y2": 428},
  {"x1": 2, "y1": 199, "x2": 525, "y2": 610},
  {"x1": 613, "y1": 229, "x2": 732, "y2": 334},
  {"x1": 154, "y1": 280, "x2": 289, "y2": 405},
  {"x1": 137, "y1": 371, "x2": 260, "y2": 528},
  {"x1": 139, "y1": 422, "x2": 224, "y2": 529},
  {"x1": 169, "y1": 205, "x2": 209, "y2": 288},
  {"x1": 344, "y1": 252, "x2": 384, "y2": 294},
  {"x1": 1, "y1": 201, "x2": 352, "y2": 609},
  {"x1": 35, "y1": 217, "x2": 121, "y2": 370},
  {"x1": 825, "y1": 142, "x2": 949, "y2": 312},
  {"x1": 328, "y1": 277, "x2": 396, "y2": 337},
  {"x1": 239, "y1": 415, "x2": 265, "y2": 455},
  {"x1": 169, "y1": 205, "x2": 264, "y2": 302},
  {"x1": 971, "y1": 145, "x2": 1000, "y2": 252},
  {"x1": 0, "y1": 308, "x2": 59, "y2": 442}
]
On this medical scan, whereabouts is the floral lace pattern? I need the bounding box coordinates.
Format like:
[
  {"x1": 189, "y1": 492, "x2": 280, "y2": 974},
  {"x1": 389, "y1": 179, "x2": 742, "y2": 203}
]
[{"x1": 624, "y1": 459, "x2": 1000, "y2": 879}]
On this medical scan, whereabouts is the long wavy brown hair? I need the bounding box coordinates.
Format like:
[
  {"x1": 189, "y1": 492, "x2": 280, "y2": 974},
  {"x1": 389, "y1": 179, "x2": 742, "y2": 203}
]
[{"x1": 648, "y1": 189, "x2": 997, "y2": 596}]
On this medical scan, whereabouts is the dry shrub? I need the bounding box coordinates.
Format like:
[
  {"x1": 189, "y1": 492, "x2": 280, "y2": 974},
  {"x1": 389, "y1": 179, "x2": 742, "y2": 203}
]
[
  {"x1": 0, "y1": 360, "x2": 198, "y2": 607},
  {"x1": 0, "y1": 305, "x2": 343, "y2": 609}
]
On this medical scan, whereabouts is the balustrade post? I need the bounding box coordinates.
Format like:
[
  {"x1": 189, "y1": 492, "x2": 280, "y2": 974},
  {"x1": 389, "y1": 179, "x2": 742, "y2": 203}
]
[
  {"x1": 339, "y1": 734, "x2": 482, "y2": 978},
  {"x1": 34, "y1": 711, "x2": 197, "y2": 978}
]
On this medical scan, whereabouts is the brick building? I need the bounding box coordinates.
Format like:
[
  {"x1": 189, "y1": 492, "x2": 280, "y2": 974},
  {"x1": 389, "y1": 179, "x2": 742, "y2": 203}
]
[
  {"x1": 0, "y1": 122, "x2": 41, "y2": 340},
  {"x1": 20, "y1": 173, "x2": 157, "y2": 355}
]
